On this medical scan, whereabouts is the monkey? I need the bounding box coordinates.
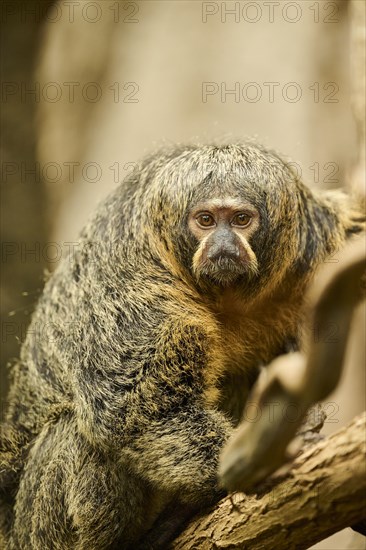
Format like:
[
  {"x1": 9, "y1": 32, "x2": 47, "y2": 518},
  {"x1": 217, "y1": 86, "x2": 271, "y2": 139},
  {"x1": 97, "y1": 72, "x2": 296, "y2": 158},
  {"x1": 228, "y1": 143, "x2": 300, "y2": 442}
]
[{"x1": 0, "y1": 143, "x2": 364, "y2": 549}]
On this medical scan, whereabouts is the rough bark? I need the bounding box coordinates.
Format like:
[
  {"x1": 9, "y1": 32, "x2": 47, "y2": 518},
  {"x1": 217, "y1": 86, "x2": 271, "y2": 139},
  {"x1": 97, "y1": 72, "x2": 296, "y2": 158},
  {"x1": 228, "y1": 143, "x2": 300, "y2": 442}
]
[{"x1": 173, "y1": 413, "x2": 366, "y2": 550}]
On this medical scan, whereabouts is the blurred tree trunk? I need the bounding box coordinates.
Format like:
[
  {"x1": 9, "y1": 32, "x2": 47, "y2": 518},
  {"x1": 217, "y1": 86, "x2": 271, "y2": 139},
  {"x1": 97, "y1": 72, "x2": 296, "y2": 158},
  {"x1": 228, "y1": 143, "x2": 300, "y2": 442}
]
[
  {"x1": 0, "y1": 1, "x2": 55, "y2": 403},
  {"x1": 350, "y1": 0, "x2": 366, "y2": 201}
]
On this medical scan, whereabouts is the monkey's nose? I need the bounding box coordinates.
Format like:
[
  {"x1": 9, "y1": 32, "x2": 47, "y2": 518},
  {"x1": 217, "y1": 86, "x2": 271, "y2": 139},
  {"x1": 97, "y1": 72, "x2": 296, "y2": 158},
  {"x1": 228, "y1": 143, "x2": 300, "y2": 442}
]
[{"x1": 207, "y1": 244, "x2": 240, "y2": 262}]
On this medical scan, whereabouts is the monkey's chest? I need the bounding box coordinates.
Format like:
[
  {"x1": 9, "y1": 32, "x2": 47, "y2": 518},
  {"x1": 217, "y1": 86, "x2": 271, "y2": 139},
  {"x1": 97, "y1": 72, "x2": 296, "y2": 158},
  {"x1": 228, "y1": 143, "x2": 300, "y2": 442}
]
[
  {"x1": 203, "y1": 322, "x2": 281, "y2": 423},
  {"x1": 218, "y1": 318, "x2": 284, "y2": 372},
  {"x1": 202, "y1": 296, "x2": 298, "y2": 410}
]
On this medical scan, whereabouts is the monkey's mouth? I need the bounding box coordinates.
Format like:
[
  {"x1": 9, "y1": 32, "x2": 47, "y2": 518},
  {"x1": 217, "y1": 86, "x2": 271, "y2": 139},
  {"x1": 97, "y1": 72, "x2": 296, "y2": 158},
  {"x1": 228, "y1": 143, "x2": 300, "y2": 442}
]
[{"x1": 197, "y1": 257, "x2": 256, "y2": 286}]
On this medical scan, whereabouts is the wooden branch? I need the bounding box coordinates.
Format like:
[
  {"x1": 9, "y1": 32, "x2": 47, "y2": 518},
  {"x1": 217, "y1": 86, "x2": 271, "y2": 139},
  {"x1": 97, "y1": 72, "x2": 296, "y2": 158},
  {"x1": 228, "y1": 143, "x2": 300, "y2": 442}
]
[{"x1": 173, "y1": 413, "x2": 366, "y2": 549}]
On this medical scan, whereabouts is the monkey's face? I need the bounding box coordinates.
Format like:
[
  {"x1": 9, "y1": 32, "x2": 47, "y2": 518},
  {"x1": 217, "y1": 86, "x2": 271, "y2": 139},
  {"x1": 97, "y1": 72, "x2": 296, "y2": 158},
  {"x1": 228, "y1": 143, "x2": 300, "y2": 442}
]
[
  {"x1": 188, "y1": 198, "x2": 260, "y2": 286},
  {"x1": 145, "y1": 143, "x2": 302, "y2": 292}
]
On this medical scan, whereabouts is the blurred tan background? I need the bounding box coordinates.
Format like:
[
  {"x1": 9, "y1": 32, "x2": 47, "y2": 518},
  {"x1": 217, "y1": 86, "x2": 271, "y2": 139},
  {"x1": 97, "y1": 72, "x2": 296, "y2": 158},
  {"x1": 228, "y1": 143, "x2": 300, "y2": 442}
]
[{"x1": 1, "y1": 1, "x2": 365, "y2": 547}]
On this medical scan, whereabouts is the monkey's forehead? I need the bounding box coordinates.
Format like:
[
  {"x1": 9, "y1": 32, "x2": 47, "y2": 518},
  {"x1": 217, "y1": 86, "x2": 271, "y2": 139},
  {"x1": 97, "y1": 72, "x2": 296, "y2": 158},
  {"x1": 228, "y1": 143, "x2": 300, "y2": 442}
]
[
  {"x1": 192, "y1": 197, "x2": 252, "y2": 209},
  {"x1": 136, "y1": 144, "x2": 299, "y2": 224}
]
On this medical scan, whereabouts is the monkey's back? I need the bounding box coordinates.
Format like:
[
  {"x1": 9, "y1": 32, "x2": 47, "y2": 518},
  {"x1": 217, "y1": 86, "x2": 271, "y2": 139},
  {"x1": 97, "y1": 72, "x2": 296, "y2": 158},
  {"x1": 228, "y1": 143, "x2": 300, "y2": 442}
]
[{"x1": 3, "y1": 176, "x2": 219, "y2": 448}]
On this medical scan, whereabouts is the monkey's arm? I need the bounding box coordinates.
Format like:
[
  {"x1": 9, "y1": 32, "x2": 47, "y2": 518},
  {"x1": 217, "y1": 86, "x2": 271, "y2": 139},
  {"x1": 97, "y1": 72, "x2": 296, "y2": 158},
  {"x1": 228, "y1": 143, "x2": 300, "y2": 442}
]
[
  {"x1": 122, "y1": 407, "x2": 231, "y2": 502},
  {"x1": 71, "y1": 315, "x2": 232, "y2": 502}
]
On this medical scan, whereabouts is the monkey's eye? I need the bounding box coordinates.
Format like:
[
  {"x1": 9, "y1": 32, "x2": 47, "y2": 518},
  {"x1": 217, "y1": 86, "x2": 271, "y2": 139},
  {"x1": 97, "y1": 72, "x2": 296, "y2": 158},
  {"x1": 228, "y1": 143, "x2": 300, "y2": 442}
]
[
  {"x1": 231, "y1": 213, "x2": 252, "y2": 227},
  {"x1": 196, "y1": 213, "x2": 216, "y2": 228}
]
